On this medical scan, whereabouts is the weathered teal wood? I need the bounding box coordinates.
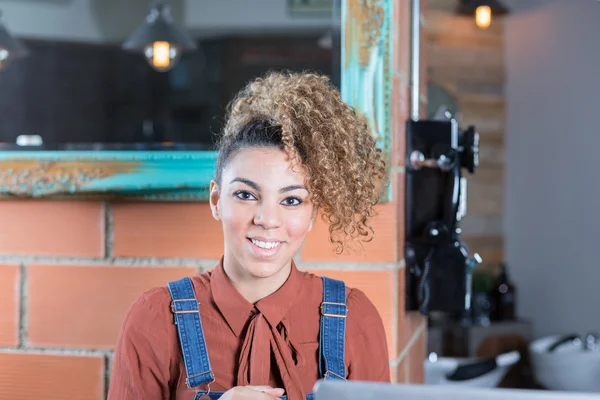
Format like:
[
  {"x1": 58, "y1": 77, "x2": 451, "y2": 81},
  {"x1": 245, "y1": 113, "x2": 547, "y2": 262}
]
[
  {"x1": 0, "y1": 151, "x2": 218, "y2": 201},
  {"x1": 341, "y1": 0, "x2": 394, "y2": 203}
]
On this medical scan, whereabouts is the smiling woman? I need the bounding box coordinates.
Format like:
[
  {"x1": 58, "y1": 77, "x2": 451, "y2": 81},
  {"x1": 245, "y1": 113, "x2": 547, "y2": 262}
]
[
  {"x1": 212, "y1": 146, "x2": 316, "y2": 303},
  {"x1": 108, "y1": 71, "x2": 390, "y2": 400}
]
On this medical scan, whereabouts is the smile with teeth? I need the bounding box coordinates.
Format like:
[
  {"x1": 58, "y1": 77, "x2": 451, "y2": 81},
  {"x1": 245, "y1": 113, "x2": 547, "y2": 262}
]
[{"x1": 250, "y1": 239, "x2": 281, "y2": 250}]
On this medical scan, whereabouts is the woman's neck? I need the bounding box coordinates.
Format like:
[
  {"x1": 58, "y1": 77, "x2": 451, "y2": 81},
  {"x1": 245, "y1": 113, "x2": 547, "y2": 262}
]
[{"x1": 222, "y1": 258, "x2": 292, "y2": 304}]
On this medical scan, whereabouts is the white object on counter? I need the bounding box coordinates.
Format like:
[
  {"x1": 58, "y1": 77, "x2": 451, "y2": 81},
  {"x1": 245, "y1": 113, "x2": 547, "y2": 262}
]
[
  {"x1": 424, "y1": 351, "x2": 520, "y2": 388},
  {"x1": 530, "y1": 335, "x2": 600, "y2": 392}
]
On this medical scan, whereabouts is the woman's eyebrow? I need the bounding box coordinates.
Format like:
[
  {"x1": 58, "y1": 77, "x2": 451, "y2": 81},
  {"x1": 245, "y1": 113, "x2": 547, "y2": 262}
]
[
  {"x1": 230, "y1": 177, "x2": 261, "y2": 191},
  {"x1": 230, "y1": 178, "x2": 307, "y2": 194},
  {"x1": 279, "y1": 185, "x2": 308, "y2": 194}
]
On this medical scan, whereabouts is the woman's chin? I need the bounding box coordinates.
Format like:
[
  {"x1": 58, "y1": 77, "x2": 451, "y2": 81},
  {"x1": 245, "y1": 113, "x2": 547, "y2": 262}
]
[{"x1": 245, "y1": 262, "x2": 288, "y2": 279}]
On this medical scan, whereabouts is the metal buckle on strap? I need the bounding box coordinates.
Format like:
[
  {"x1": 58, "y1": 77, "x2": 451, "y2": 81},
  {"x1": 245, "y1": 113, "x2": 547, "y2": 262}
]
[
  {"x1": 320, "y1": 301, "x2": 347, "y2": 318},
  {"x1": 170, "y1": 298, "x2": 199, "y2": 314},
  {"x1": 324, "y1": 370, "x2": 347, "y2": 381},
  {"x1": 185, "y1": 371, "x2": 214, "y2": 389}
]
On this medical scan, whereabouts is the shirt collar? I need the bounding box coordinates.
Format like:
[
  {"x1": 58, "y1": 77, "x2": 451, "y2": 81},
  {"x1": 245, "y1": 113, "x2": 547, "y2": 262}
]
[{"x1": 210, "y1": 259, "x2": 302, "y2": 337}]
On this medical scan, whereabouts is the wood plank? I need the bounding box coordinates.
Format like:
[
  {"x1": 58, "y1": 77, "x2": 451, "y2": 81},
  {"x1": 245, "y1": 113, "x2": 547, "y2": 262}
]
[
  {"x1": 462, "y1": 235, "x2": 505, "y2": 266},
  {"x1": 460, "y1": 112, "x2": 504, "y2": 135},
  {"x1": 477, "y1": 134, "x2": 505, "y2": 167},
  {"x1": 466, "y1": 173, "x2": 504, "y2": 216},
  {"x1": 427, "y1": 12, "x2": 504, "y2": 40},
  {"x1": 460, "y1": 214, "x2": 503, "y2": 237},
  {"x1": 0, "y1": 151, "x2": 217, "y2": 201},
  {"x1": 458, "y1": 100, "x2": 505, "y2": 135},
  {"x1": 341, "y1": 0, "x2": 395, "y2": 203},
  {"x1": 427, "y1": 32, "x2": 503, "y2": 48},
  {"x1": 459, "y1": 92, "x2": 505, "y2": 107},
  {"x1": 429, "y1": 68, "x2": 505, "y2": 86},
  {"x1": 428, "y1": 43, "x2": 504, "y2": 70}
]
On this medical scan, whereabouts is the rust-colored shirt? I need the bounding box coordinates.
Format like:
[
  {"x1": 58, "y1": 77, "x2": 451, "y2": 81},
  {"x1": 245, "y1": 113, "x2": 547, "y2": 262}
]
[{"x1": 108, "y1": 262, "x2": 390, "y2": 400}]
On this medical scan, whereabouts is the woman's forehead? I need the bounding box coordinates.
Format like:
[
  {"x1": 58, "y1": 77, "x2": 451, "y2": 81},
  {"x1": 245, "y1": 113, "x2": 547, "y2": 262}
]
[{"x1": 223, "y1": 147, "x2": 307, "y2": 186}]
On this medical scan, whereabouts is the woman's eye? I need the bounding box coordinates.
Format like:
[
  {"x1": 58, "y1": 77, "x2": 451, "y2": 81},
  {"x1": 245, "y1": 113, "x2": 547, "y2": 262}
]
[
  {"x1": 234, "y1": 191, "x2": 257, "y2": 201},
  {"x1": 282, "y1": 197, "x2": 302, "y2": 206}
]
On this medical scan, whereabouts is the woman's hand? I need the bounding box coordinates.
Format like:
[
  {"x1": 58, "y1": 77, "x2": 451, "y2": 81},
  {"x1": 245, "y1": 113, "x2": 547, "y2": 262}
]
[{"x1": 219, "y1": 385, "x2": 285, "y2": 399}]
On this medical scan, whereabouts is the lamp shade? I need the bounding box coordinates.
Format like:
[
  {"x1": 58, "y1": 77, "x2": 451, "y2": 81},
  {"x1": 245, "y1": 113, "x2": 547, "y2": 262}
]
[
  {"x1": 122, "y1": 2, "x2": 197, "y2": 52},
  {"x1": 457, "y1": 0, "x2": 509, "y2": 16}
]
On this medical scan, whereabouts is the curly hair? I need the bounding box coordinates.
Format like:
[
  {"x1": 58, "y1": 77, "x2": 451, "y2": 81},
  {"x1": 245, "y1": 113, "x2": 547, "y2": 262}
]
[{"x1": 215, "y1": 71, "x2": 387, "y2": 254}]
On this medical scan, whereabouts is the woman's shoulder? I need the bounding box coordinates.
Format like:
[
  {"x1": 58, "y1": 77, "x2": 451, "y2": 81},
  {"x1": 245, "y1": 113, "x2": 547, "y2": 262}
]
[
  {"x1": 125, "y1": 271, "x2": 211, "y2": 323},
  {"x1": 296, "y1": 270, "x2": 375, "y2": 308}
]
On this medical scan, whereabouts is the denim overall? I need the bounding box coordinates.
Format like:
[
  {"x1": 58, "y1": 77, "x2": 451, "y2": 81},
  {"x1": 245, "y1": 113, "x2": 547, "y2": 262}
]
[{"x1": 167, "y1": 276, "x2": 348, "y2": 400}]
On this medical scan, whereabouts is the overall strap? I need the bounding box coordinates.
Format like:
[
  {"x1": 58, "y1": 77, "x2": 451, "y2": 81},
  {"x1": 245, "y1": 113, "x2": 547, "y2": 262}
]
[
  {"x1": 167, "y1": 277, "x2": 215, "y2": 389},
  {"x1": 318, "y1": 277, "x2": 348, "y2": 381}
]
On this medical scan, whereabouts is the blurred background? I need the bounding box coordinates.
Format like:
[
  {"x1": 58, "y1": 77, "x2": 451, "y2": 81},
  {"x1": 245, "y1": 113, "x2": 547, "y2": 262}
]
[{"x1": 0, "y1": 0, "x2": 599, "y2": 398}]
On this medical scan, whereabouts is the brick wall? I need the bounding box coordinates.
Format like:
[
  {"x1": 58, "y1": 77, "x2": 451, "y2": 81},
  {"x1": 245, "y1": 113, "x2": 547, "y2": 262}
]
[
  {"x1": 0, "y1": 2, "x2": 427, "y2": 398},
  {"x1": 0, "y1": 201, "x2": 425, "y2": 398}
]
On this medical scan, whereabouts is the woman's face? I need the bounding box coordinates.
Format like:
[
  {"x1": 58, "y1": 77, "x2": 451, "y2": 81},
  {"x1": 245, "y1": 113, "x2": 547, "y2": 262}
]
[{"x1": 210, "y1": 147, "x2": 315, "y2": 281}]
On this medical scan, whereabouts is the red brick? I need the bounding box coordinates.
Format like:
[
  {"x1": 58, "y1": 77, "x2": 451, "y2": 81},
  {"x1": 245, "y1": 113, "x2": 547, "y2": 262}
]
[
  {"x1": 397, "y1": 357, "x2": 408, "y2": 383},
  {"x1": 307, "y1": 269, "x2": 396, "y2": 358},
  {"x1": 112, "y1": 202, "x2": 223, "y2": 258},
  {"x1": 407, "y1": 330, "x2": 426, "y2": 384},
  {"x1": 401, "y1": 311, "x2": 427, "y2": 353},
  {"x1": 0, "y1": 201, "x2": 104, "y2": 257},
  {"x1": 0, "y1": 352, "x2": 104, "y2": 400},
  {"x1": 390, "y1": 366, "x2": 397, "y2": 384},
  {"x1": 301, "y1": 203, "x2": 397, "y2": 262},
  {"x1": 0, "y1": 265, "x2": 19, "y2": 346},
  {"x1": 392, "y1": 82, "x2": 410, "y2": 167},
  {"x1": 394, "y1": 171, "x2": 405, "y2": 262},
  {"x1": 397, "y1": 266, "x2": 406, "y2": 354},
  {"x1": 27, "y1": 264, "x2": 197, "y2": 349}
]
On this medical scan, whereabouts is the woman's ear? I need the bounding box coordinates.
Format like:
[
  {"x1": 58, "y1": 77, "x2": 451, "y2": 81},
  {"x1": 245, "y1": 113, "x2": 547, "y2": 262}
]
[{"x1": 209, "y1": 180, "x2": 221, "y2": 221}]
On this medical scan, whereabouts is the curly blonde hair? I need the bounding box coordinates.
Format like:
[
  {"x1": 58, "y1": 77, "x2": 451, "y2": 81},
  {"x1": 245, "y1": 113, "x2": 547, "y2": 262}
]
[{"x1": 216, "y1": 71, "x2": 387, "y2": 253}]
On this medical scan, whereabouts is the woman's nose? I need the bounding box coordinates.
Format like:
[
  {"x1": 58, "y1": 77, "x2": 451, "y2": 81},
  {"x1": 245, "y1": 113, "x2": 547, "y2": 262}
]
[{"x1": 253, "y1": 202, "x2": 282, "y2": 229}]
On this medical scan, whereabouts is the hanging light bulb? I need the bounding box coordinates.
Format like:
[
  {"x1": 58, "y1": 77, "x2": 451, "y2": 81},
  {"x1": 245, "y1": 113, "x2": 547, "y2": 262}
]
[
  {"x1": 144, "y1": 41, "x2": 180, "y2": 71},
  {"x1": 0, "y1": 9, "x2": 29, "y2": 72},
  {"x1": 457, "y1": 0, "x2": 509, "y2": 30},
  {"x1": 122, "y1": 1, "x2": 196, "y2": 72},
  {"x1": 475, "y1": 5, "x2": 492, "y2": 29}
]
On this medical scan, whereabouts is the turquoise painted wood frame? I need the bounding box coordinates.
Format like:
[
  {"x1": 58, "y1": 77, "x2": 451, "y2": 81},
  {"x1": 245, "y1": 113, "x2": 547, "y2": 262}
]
[{"x1": 0, "y1": 0, "x2": 394, "y2": 202}]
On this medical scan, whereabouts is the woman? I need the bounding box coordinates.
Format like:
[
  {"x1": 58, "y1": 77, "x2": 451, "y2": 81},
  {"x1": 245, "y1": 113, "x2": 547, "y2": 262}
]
[{"x1": 108, "y1": 71, "x2": 389, "y2": 400}]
